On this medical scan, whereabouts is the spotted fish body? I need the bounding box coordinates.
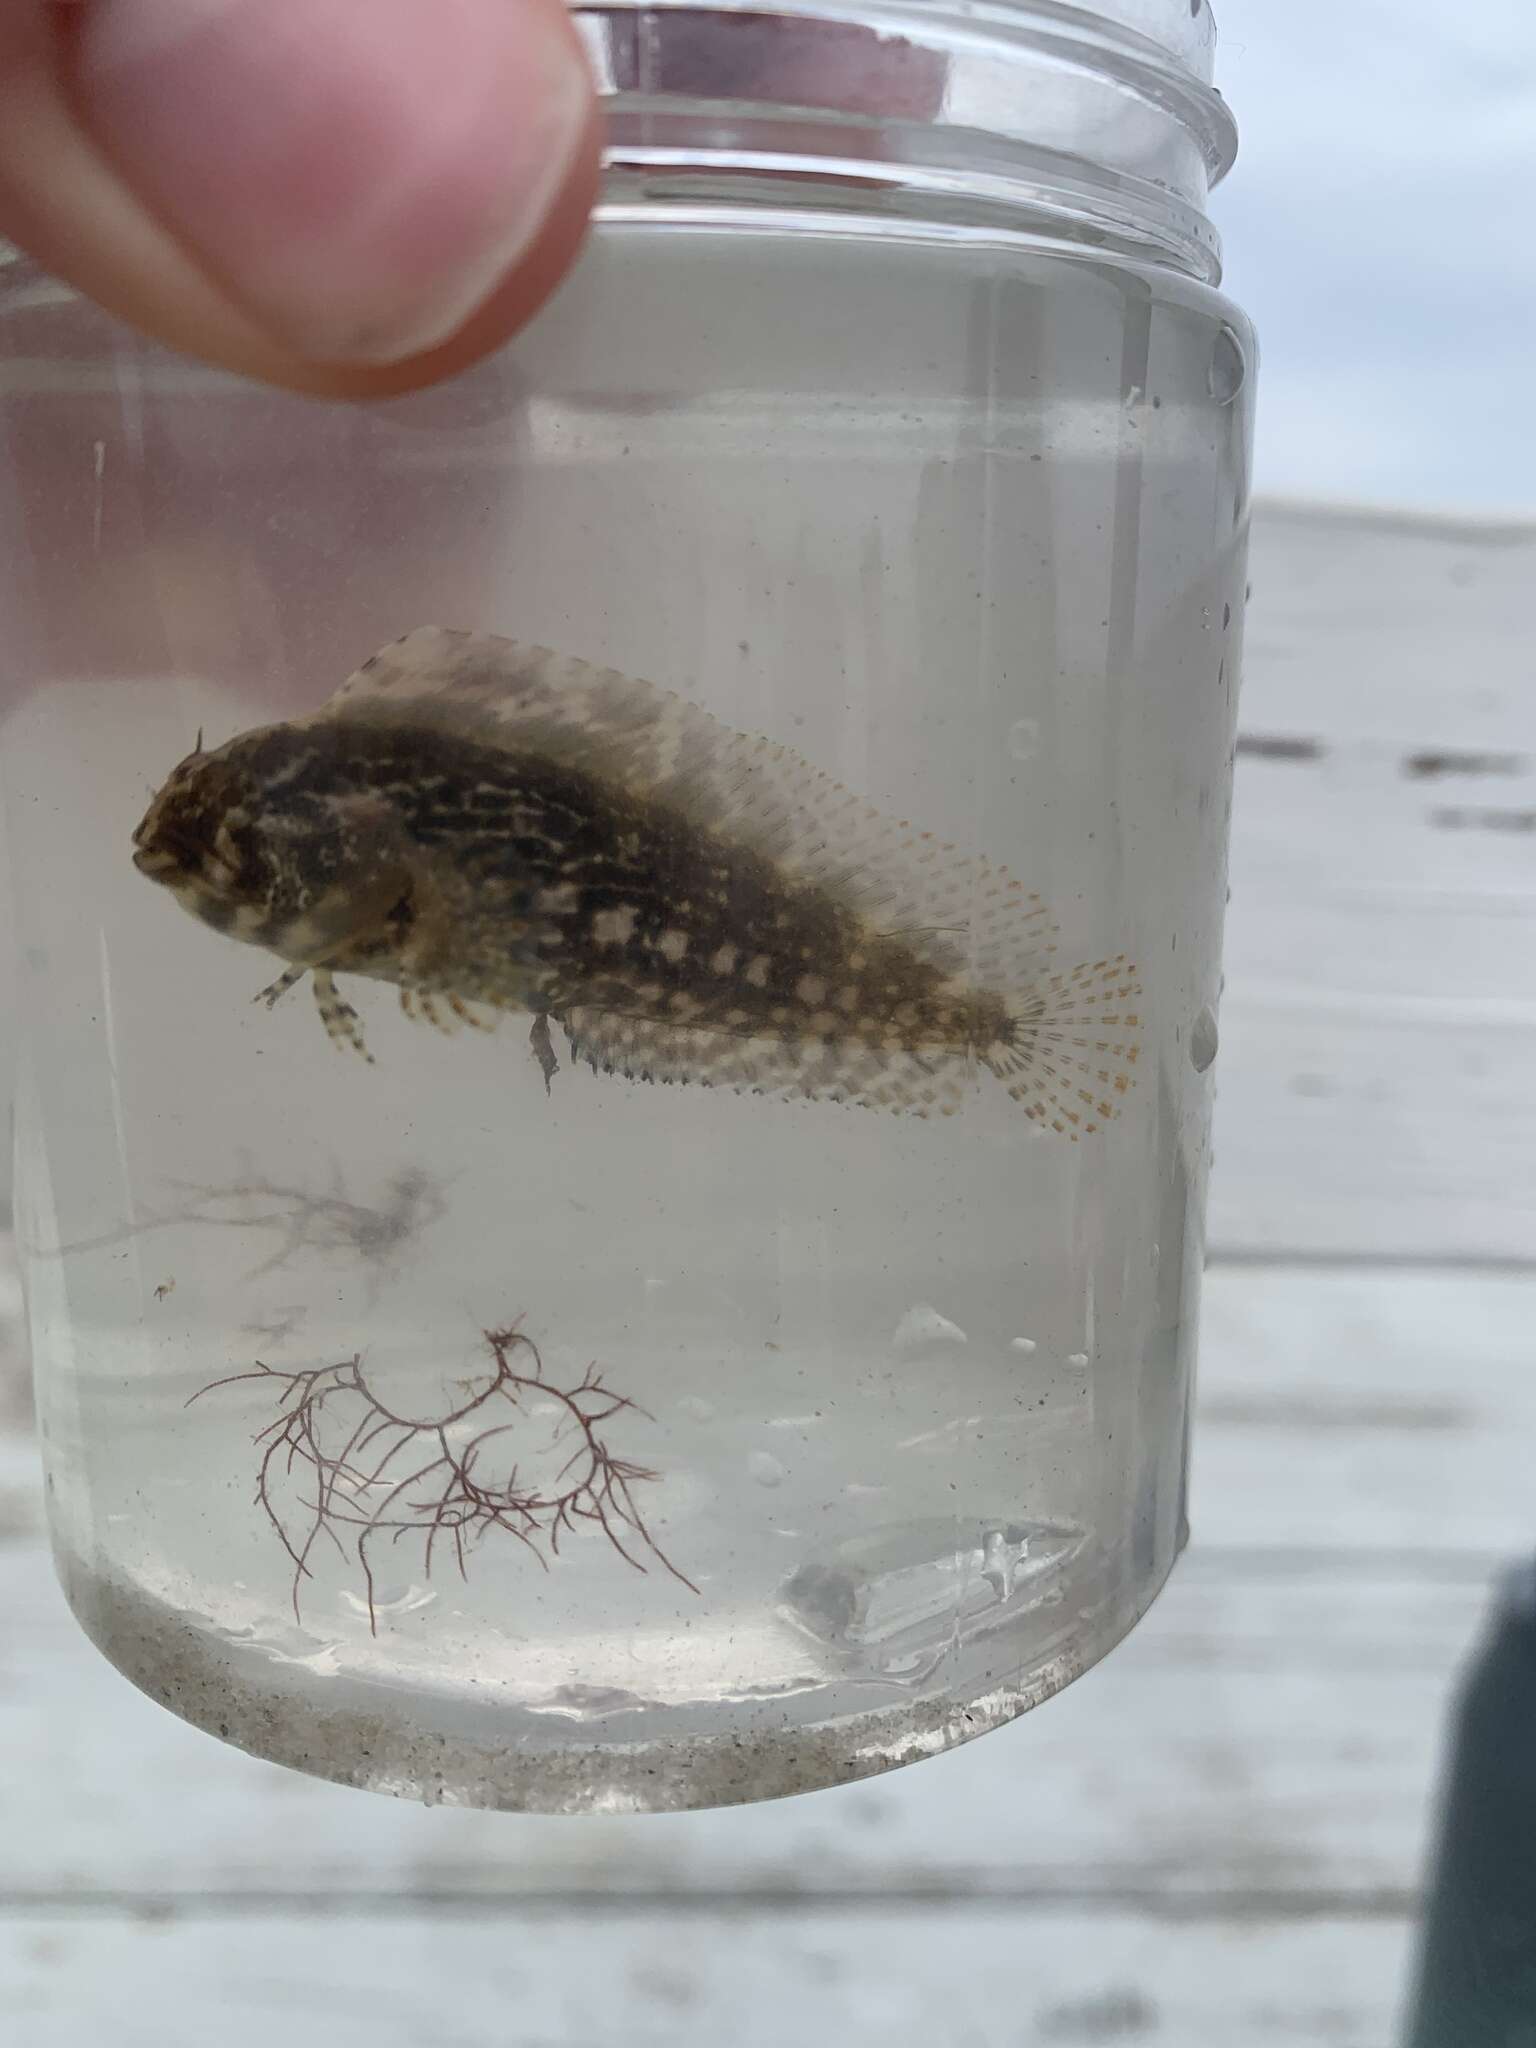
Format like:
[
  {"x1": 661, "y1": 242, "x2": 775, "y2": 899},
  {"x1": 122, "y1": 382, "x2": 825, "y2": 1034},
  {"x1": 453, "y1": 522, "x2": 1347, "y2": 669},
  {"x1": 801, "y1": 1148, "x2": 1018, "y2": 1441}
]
[{"x1": 132, "y1": 629, "x2": 1141, "y2": 1133}]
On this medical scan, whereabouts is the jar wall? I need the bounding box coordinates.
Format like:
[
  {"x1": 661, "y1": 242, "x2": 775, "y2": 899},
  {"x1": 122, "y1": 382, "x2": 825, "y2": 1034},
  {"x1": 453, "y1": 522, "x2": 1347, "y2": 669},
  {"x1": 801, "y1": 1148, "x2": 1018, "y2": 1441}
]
[{"x1": 0, "y1": 187, "x2": 1253, "y2": 1809}]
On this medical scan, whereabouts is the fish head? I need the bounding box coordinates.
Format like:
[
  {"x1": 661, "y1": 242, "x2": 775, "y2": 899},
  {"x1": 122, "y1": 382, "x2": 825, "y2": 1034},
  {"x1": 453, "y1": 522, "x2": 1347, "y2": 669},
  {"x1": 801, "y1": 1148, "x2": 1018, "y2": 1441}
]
[
  {"x1": 135, "y1": 724, "x2": 421, "y2": 967},
  {"x1": 133, "y1": 731, "x2": 305, "y2": 946}
]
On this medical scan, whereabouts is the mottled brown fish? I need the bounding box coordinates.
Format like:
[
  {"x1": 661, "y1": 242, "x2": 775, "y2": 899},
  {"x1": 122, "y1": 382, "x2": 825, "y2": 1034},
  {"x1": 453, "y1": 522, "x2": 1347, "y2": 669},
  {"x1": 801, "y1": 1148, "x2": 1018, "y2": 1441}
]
[{"x1": 132, "y1": 628, "x2": 1140, "y2": 1133}]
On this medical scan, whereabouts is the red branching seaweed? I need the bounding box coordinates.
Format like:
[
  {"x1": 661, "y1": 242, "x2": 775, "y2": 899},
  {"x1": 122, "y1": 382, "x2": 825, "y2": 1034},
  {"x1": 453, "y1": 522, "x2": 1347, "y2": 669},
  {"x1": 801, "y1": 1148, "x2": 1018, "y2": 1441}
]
[{"x1": 188, "y1": 1323, "x2": 696, "y2": 1632}]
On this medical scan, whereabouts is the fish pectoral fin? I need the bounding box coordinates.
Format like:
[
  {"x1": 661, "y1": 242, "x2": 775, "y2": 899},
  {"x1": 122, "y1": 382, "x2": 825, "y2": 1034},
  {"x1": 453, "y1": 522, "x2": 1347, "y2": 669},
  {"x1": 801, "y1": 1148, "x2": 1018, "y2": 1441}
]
[
  {"x1": 400, "y1": 987, "x2": 461, "y2": 1035},
  {"x1": 447, "y1": 993, "x2": 497, "y2": 1033},
  {"x1": 399, "y1": 987, "x2": 505, "y2": 1039}
]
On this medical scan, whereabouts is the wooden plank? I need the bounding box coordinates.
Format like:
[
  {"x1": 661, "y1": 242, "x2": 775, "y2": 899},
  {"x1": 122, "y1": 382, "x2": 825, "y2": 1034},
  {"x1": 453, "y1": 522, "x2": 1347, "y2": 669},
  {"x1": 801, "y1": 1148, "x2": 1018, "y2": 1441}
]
[
  {"x1": 1208, "y1": 502, "x2": 1536, "y2": 1263},
  {"x1": 1194, "y1": 1266, "x2": 1536, "y2": 1557},
  {"x1": 1239, "y1": 504, "x2": 1536, "y2": 749},
  {"x1": 0, "y1": 1909, "x2": 1414, "y2": 2048},
  {"x1": 4, "y1": 1265, "x2": 1520, "y2": 1907}
]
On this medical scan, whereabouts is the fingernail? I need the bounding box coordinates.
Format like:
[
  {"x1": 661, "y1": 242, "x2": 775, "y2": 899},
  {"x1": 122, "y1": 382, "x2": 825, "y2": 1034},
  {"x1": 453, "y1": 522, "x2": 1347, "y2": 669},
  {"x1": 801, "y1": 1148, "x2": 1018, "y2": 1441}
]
[{"x1": 75, "y1": 0, "x2": 594, "y2": 364}]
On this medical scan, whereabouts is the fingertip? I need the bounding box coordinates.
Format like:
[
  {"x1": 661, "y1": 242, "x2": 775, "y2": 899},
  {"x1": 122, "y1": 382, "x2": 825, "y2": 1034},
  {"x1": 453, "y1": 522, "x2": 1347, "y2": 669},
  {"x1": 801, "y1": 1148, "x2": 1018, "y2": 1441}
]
[
  {"x1": 74, "y1": 0, "x2": 600, "y2": 372},
  {"x1": 0, "y1": 0, "x2": 602, "y2": 399},
  {"x1": 292, "y1": 91, "x2": 603, "y2": 400}
]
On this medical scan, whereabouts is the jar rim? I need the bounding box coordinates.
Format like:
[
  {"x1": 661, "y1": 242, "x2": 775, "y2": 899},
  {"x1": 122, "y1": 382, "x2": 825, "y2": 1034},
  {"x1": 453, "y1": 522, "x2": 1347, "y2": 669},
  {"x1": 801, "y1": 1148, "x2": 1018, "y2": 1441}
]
[
  {"x1": 578, "y1": 1, "x2": 1239, "y2": 187},
  {"x1": 1019, "y1": 0, "x2": 1222, "y2": 80},
  {"x1": 579, "y1": 0, "x2": 1238, "y2": 278}
]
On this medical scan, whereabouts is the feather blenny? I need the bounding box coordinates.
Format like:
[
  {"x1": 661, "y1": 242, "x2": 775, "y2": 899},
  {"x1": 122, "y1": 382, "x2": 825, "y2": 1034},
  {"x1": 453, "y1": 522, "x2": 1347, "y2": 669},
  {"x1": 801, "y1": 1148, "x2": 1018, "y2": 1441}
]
[{"x1": 131, "y1": 628, "x2": 1140, "y2": 1134}]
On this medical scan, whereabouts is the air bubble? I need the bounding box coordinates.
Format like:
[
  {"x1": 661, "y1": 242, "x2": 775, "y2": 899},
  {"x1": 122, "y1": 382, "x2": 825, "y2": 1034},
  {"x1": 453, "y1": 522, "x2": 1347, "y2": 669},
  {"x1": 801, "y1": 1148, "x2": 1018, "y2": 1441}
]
[
  {"x1": 341, "y1": 1583, "x2": 436, "y2": 1619},
  {"x1": 1067, "y1": 1352, "x2": 1089, "y2": 1369},
  {"x1": 1007, "y1": 718, "x2": 1040, "y2": 762},
  {"x1": 1208, "y1": 326, "x2": 1245, "y2": 404},
  {"x1": 1190, "y1": 1004, "x2": 1220, "y2": 1073},
  {"x1": 678, "y1": 1394, "x2": 714, "y2": 1422},
  {"x1": 892, "y1": 1304, "x2": 968, "y2": 1353},
  {"x1": 1011, "y1": 1337, "x2": 1038, "y2": 1355},
  {"x1": 981, "y1": 1530, "x2": 1012, "y2": 1602},
  {"x1": 749, "y1": 1450, "x2": 786, "y2": 1488}
]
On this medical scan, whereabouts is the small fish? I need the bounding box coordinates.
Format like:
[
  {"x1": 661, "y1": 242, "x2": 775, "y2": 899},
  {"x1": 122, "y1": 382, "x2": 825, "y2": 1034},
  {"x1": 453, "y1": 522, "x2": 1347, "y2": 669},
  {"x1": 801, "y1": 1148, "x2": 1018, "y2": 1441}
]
[{"x1": 132, "y1": 629, "x2": 1140, "y2": 1133}]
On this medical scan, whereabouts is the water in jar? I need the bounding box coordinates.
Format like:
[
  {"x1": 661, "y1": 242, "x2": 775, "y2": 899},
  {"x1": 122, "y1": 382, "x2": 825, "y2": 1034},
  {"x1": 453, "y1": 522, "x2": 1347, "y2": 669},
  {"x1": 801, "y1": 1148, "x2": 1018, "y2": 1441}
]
[{"x1": 1, "y1": 215, "x2": 1252, "y2": 1811}]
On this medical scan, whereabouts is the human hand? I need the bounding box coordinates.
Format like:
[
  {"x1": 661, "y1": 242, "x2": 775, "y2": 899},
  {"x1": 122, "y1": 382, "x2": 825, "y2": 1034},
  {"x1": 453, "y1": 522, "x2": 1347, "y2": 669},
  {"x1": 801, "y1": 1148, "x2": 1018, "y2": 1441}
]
[{"x1": 0, "y1": 0, "x2": 600, "y2": 397}]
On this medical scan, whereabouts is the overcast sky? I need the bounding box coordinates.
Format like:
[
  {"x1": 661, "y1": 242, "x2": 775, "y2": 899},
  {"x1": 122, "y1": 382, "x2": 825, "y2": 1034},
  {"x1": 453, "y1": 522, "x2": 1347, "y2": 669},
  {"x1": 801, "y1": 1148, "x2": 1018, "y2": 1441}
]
[{"x1": 1210, "y1": 0, "x2": 1536, "y2": 516}]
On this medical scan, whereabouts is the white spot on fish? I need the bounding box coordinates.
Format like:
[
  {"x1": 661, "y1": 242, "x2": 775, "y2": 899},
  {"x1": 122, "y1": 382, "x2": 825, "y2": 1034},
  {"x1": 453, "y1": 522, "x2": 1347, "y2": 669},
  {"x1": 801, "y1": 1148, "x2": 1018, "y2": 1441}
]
[
  {"x1": 656, "y1": 928, "x2": 690, "y2": 963},
  {"x1": 745, "y1": 955, "x2": 771, "y2": 988},
  {"x1": 796, "y1": 974, "x2": 828, "y2": 1006},
  {"x1": 710, "y1": 943, "x2": 739, "y2": 975},
  {"x1": 591, "y1": 905, "x2": 638, "y2": 947}
]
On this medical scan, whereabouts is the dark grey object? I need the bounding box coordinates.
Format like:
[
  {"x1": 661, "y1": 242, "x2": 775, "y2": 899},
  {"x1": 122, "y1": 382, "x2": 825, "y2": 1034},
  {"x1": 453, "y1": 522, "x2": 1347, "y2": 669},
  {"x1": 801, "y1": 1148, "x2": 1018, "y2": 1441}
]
[{"x1": 1405, "y1": 1559, "x2": 1536, "y2": 2045}]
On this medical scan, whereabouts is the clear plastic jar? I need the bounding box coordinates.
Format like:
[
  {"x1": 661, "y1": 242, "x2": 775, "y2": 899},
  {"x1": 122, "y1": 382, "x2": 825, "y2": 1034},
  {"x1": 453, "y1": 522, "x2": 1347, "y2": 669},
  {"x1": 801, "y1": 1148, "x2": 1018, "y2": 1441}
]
[{"x1": 0, "y1": 0, "x2": 1253, "y2": 1811}]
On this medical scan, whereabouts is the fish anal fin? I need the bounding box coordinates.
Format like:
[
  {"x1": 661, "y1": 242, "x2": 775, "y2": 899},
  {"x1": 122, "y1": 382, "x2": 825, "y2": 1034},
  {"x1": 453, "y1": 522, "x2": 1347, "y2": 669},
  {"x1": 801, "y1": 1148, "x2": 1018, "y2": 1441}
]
[{"x1": 560, "y1": 1008, "x2": 969, "y2": 1118}]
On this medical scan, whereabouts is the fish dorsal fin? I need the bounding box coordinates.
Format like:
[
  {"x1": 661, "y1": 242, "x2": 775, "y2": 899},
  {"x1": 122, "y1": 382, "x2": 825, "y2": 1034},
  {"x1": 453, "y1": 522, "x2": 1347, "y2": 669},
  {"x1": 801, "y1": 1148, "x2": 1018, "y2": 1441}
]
[
  {"x1": 316, "y1": 629, "x2": 1059, "y2": 984},
  {"x1": 309, "y1": 628, "x2": 676, "y2": 784}
]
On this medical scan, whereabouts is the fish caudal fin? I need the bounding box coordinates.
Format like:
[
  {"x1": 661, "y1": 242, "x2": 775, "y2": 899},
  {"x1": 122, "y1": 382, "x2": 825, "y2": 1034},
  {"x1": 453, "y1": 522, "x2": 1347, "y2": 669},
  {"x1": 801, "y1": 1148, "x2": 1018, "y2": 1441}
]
[{"x1": 983, "y1": 955, "x2": 1142, "y2": 1139}]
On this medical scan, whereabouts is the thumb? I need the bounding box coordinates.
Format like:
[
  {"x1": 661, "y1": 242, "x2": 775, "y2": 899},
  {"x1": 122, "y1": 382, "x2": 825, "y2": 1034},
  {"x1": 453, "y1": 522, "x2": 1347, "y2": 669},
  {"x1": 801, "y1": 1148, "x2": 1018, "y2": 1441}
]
[{"x1": 0, "y1": 0, "x2": 600, "y2": 397}]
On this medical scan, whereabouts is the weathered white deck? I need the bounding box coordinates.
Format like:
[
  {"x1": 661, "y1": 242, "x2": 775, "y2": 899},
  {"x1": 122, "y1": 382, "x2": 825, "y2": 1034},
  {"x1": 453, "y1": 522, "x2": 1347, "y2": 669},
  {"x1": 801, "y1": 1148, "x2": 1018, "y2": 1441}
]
[{"x1": 3, "y1": 499, "x2": 1533, "y2": 2046}]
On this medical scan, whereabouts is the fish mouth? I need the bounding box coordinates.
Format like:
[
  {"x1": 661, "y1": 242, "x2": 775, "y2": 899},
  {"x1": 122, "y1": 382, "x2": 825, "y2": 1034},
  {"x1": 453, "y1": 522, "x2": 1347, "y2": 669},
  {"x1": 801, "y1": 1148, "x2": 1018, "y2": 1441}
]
[{"x1": 132, "y1": 843, "x2": 186, "y2": 881}]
